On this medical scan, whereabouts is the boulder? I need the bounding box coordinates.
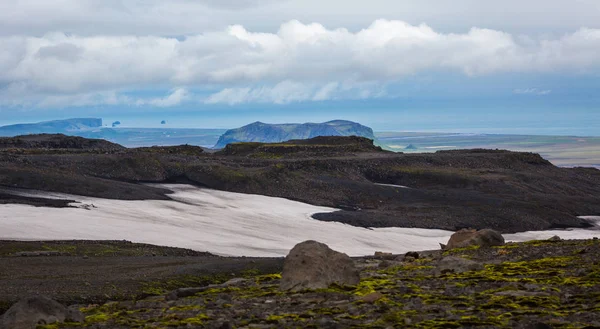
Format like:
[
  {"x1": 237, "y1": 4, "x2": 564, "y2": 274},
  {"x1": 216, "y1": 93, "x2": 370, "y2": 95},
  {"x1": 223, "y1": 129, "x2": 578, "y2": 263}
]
[
  {"x1": 373, "y1": 251, "x2": 394, "y2": 260},
  {"x1": 435, "y1": 256, "x2": 484, "y2": 275},
  {"x1": 0, "y1": 296, "x2": 84, "y2": 329},
  {"x1": 280, "y1": 240, "x2": 360, "y2": 291},
  {"x1": 444, "y1": 229, "x2": 504, "y2": 250}
]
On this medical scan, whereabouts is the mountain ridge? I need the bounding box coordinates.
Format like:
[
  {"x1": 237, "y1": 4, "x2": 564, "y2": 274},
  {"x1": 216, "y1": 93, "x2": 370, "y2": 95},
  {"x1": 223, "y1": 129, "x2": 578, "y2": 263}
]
[
  {"x1": 213, "y1": 120, "x2": 379, "y2": 149},
  {"x1": 0, "y1": 118, "x2": 102, "y2": 136}
]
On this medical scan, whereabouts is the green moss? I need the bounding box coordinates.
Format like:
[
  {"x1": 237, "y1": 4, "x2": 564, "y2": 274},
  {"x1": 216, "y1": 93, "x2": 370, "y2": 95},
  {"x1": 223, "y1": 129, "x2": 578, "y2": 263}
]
[
  {"x1": 255, "y1": 273, "x2": 282, "y2": 284},
  {"x1": 180, "y1": 313, "x2": 210, "y2": 325},
  {"x1": 442, "y1": 245, "x2": 481, "y2": 255},
  {"x1": 141, "y1": 273, "x2": 231, "y2": 296},
  {"x1": 353, "y1": 278, "x2": 396, "y2": 296},
  {"x1": 167, "y1": 305, "x2": 204, "y2": 312},
  {"x1": 85, "y1": 313, "x2": 110, "y2": 323}
]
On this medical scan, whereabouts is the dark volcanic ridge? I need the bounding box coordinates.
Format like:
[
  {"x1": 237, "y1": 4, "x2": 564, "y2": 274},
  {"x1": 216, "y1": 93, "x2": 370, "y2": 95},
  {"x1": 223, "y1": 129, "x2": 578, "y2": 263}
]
[{"x1": 1, "y1": 134, "x2": 600, "y2": 233}]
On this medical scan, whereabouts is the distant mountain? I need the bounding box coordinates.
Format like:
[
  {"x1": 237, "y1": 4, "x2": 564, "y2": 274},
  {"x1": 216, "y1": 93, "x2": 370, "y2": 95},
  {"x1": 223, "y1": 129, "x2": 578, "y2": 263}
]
[
  {"x1": 0, "y1": 118, "x2": 102, "y2": 136},
  {"x1": 213, "y1": 120, "x2": 380, "y2": 149}
]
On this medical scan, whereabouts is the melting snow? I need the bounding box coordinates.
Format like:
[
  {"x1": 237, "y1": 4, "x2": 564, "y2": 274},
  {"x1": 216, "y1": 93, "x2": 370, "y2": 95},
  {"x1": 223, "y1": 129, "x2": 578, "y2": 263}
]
[{"x1": 0, "y1": 185, "x2": 598, "y2": 257}]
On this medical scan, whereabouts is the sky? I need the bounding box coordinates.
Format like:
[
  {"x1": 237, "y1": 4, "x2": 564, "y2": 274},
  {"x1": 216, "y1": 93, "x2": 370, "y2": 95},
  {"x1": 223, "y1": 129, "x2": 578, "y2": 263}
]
[{"x1": 1, "y1": 0, "x2": 599, "y2": 134}]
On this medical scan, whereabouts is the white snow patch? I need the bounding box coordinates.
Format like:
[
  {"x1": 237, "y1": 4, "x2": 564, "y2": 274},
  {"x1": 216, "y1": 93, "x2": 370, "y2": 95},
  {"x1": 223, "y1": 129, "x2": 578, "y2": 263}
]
[
  {"x1": 0, "y1": 184, "x2": 451, "y2": 257},
  {"x1": 1, "y1": 185, "x2": 599, "y2": 257},
  {"x1": 374, "y1": 183, "x2": 411, "y2": 189}
]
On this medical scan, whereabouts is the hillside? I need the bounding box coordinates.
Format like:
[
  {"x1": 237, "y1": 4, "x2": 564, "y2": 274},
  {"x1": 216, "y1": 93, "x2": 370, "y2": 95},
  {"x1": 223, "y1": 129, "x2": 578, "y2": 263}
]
[
  {"x1": 0, "y1": 118, "x2": 102, "y2": 136},
  {"x1": 0, "y1": 134, "x2": 124, "y2": 152},
  {"x1": 1, "y1": 134, "x2": 599, "y2": 233},
  {"x1": 213, "y1": 120, "x2": 378, "y2": 149}
]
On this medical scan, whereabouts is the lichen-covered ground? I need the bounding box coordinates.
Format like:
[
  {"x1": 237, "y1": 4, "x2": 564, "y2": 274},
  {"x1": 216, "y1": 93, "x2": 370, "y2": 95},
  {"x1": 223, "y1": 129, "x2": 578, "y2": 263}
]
[{"x1": 36, "y1": 238, "x2": 600, "y2": 329}]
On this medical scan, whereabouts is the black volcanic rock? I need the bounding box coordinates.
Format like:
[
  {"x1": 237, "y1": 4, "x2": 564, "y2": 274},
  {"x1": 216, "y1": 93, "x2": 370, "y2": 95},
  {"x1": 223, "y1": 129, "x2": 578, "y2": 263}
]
[
  {"x1": 213, "y1": 120, "x2": 378, "y2": 149},
  {"x1": 0, "y1": 134, "x2": 124, "y2": 152},
  {"x1": 218, "y1": 136, "x2": 383, "y2": 157}
]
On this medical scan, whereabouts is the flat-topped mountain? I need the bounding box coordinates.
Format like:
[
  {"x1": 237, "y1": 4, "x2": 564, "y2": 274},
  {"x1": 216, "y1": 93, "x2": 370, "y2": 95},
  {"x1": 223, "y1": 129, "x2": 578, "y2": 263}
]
[
  {"x1": 0, "y1": 118, "x2": 102, "y2": 136},
  {"x1": 213, "y1": 120, "x2": 378, "y2": 149}
]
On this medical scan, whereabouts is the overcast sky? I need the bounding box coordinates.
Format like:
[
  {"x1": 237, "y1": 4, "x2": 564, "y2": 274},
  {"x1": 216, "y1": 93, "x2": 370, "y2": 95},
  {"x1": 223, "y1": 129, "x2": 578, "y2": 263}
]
[{"x1": 1, "y1": 0, "x2": 599, "y2": 133}]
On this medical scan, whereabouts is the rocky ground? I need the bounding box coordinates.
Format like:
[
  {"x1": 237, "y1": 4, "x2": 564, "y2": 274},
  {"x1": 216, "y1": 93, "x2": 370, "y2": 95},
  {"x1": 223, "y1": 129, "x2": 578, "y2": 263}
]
[
  {"x1": 3, "y1": 238, "x2": 600, "y2": 328},
  {"x1": 1, "y1": 134, "x2": 600, "y2": 233},
  {"x1": 0, "y1": 241, "x2": 283, "y2": 316}
]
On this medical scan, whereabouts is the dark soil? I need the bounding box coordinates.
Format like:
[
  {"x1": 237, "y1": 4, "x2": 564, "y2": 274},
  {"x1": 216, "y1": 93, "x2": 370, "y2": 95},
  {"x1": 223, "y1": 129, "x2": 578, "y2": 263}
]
[
  {"x1": 4, "y1": 238, "x2": 600, "y2": 328},
  {"x1": 1, "y1": 135, "x2": 600, "y2": 233},
  {"x1": 0, "y1": 192, "x2": 75, "y2": 207},
  {"x1": 0, "y1": 240, "x2": 282, "y2": 315}
]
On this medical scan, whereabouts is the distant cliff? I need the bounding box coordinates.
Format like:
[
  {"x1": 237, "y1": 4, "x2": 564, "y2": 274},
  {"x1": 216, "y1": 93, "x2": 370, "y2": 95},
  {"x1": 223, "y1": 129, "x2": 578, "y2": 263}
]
[
  {"x1": 0, "y1": 118, "x2": 102, "y2": 136},
  {"x1": 213, "y1": 120, "x2": 379, "y2": 149}
]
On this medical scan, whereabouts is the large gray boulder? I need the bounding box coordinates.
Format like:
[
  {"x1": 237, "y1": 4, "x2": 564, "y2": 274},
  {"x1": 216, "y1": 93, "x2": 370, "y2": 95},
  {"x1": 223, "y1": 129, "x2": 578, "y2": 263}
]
[
  {"x1": 0, "y1": 296, "x2": 84, "y2": 329},
  {"x1": 443, "y1": 229, "x2": 505, "y2": 250},
  {"x1": 280, "y1": 240, "x2": 360, "y2": 291}
]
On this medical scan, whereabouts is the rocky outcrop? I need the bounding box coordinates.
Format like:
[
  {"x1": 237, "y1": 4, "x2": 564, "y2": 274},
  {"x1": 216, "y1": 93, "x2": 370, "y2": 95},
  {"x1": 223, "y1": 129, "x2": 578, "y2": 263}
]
[
  {"x1": 435, "y1": 256, "x2": 484, "y2": 275},
  {"x1": 0, "y1": 296, "x2": 83, "y2": 329},
  {"x1": 280, "y1": 241, "x2": 360, "y2": 291},
  {"x1": 443, "y1": 229, "x2": 505, "y2": 250}
]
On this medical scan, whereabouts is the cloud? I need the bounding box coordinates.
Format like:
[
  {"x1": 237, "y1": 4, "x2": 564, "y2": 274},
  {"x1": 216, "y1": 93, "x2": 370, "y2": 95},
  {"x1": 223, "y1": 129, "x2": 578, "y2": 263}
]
[
  {"x1": 138, "y1": 88, "x2": 190, "y2": 107},
  {"x1": 204, "y1": 80, "x2": 385, "y2": 104},
  {"x1": 1, "y1": 0, "x2": 599, "y2": 37},
  {"x1": 1, "y1": 19, "x2": 600, "y2": 107},
  {"x1": 513, "y1": 88, "x2": 552, "y2": 95}
]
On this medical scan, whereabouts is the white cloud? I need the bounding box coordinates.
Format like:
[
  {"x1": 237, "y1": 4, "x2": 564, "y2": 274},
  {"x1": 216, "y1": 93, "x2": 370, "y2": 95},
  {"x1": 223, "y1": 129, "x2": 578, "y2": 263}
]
[
  {"x1": 513, "y1": 88, "x2": 552, "y2": 95},
  {"x1": 1, "y1": 19, "x2": 600, "y2": 107},
  {"x1": 1, "y1": 0, "x2": 599, "y2": 37},
  {"x1": 138, "y1": 88, "x2": 190, "y2": 107},
  {"x1": 204, "y1": 80, "x2": 385, "y2": 104}
]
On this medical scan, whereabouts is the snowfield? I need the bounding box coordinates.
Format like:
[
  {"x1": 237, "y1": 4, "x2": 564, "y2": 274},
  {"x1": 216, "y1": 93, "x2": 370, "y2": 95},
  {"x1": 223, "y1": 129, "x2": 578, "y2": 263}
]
[{"x1": 1, "y1": 185, "x2": 598, "y2": 257}]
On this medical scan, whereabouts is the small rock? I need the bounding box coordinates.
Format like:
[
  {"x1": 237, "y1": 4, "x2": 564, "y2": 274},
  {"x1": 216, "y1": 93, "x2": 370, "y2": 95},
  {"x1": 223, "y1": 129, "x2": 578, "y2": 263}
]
[
  {"x1": 547, "y1": 235, "x2": 562, "y2": 242},
  {"x1": 435, "y1": 256, "x2": 484, "y2": 275},
  {"x1": 404, "y1": 251, "x2": 420, "y2": 260},
  {"x1": 317, "y1": 318, "x2": 340, "y2": 329},
  {"x1": 218, "y1": 322, "x2": 232, "y2": 329},
  {"x1": 526, "y1": 323, "x2": 554, "y2": 329},
  {"x1": 494, "y1": 291, "x2": 551, "y2": 298},
  {"x1": 374, "y1": 251, "x2": 395, "y2": 260},
  {"x1": 378, "y1": 260, "x2": 392, "y2": 269},
  {"x1": 360, "y1": 292, "x2": 384, "y2": 303},
  {"x1": 223, "y1": 278, "x2": 248, "y2": 286},
  {"x1": 280, "y1": 240, "x2": 360, "y2": 291},
  {"x1": 165, "y1": 277, "x2": 248, "y2": 300},
  {"x1": 0, "y1": 296, "x2": 84, "y2": 329}
]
